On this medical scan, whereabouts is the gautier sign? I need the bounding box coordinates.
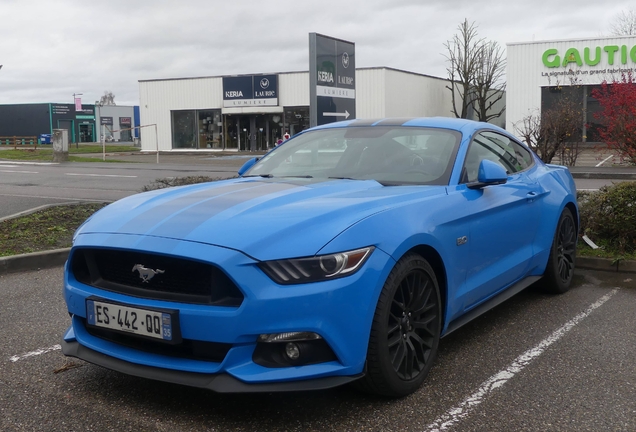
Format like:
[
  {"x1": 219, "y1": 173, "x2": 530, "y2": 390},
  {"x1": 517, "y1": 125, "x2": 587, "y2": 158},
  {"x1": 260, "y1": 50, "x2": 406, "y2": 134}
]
[{"x1": 542, "y1": 44, "x2": 636, "y2": 68}]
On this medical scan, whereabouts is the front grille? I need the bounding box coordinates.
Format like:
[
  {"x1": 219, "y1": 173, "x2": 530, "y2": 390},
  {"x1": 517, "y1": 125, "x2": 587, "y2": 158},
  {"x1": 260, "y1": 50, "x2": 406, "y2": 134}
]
[
  {"x1": 71, "y1": 248, "x2": 244, "y2": 306},
  {"x1": 83, "y1": 318, "x2": 231, "y2": 363}
]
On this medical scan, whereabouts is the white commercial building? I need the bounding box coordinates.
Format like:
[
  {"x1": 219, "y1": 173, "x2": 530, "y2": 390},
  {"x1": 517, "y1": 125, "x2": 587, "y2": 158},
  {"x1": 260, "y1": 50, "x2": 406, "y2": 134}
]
[
  {"x1": 138, "y1": 67, "x2": 504, "y2": 152},
  {"x1": 507, "y1": 35, "x2": 636, "y2": 141}
]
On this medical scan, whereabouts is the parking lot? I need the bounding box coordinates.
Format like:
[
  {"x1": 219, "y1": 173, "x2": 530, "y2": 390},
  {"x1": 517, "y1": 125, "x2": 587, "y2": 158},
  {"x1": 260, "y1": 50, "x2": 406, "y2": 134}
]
[{"x1": 1, "y1": 267, "x2": 635, "y2": 431}]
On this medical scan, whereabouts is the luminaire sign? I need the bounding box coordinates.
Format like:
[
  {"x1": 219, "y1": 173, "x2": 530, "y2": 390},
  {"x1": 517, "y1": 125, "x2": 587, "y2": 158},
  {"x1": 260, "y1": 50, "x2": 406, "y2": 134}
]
[
  {"x1": 222, "y1": 75, "x2": 278, "y2": 107},
  {"x1": 309, "y1": 33, "x2": 356, "y2": 127}
]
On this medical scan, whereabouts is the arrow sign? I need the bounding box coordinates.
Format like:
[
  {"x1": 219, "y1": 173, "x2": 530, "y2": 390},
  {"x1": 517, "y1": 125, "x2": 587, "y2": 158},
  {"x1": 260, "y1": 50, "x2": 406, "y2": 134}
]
[{"x1": 323, "y1": 110, "x2": 350, "y2": 119}]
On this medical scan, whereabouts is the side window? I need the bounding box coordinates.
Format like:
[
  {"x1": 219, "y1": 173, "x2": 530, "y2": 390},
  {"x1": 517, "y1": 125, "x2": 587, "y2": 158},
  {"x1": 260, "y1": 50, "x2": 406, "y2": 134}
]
[{"x1": 462, "y1": 131, "x2": 534, "y2": 183}]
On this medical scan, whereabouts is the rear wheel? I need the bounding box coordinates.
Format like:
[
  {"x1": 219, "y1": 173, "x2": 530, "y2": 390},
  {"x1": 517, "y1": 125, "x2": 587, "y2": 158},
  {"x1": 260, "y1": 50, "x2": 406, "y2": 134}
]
[
  {"x1": 356, "y1": 253, "x2": 441, "y2": 397},
  {"x1": 543, "y1": 208, "x2": 576, "y2": 294}
]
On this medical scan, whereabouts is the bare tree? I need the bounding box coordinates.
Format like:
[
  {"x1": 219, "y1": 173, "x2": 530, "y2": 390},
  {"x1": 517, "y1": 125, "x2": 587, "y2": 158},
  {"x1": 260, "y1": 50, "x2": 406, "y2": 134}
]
[
  {"x1": 99, "y1": 91, "x2": 116, "y2": 106},
  {"x1": 609, "y1": 8, "x2": 636, "y2": 36},
  {"x1": 472, "y1": 40, "x2": 506, "y2": 122},
  {"x1": 444, "y1": 20, "x2": 483, "y2": 119},
  {"x1": 444, "y1": 20, "x2": 506, "y2": 123},
  {"x1": 514, "y1": 89, "x2": 582, "y2": 164}
]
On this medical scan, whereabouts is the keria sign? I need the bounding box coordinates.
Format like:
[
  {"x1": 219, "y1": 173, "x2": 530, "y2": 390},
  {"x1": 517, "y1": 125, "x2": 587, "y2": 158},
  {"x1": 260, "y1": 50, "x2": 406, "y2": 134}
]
[{"x1": 542, "y1": 45, "x2": 636, "y2": 68}]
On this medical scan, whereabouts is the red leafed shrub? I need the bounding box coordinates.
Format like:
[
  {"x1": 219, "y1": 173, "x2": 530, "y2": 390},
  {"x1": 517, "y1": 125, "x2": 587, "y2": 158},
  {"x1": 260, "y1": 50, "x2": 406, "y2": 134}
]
[{"x1": 592, "y1": 72, "x2": 636, "y2": 165}]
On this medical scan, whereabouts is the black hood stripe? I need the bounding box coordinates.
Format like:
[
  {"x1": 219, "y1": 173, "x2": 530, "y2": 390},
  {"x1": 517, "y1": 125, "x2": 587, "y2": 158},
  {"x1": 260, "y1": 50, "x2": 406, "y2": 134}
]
[
  {"x1": 116, "y1": 181, "x2": 287, "y2": 234},
  {"x1": 123, "y1": 181, "x2": 302, "y2": 238}
]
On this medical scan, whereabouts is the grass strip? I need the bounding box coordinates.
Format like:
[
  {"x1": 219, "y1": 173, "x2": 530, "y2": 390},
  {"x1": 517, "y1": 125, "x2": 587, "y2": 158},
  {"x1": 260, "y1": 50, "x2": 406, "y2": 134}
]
[{"x1": 0, "y1": 203, "x2": 108, "y2": 257}]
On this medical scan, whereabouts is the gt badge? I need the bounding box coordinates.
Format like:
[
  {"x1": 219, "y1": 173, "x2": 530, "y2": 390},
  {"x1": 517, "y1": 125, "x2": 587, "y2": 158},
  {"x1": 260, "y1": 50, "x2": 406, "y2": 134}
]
[{"x1": 456, "y1": 236, "x2": 468, "y2": 246}]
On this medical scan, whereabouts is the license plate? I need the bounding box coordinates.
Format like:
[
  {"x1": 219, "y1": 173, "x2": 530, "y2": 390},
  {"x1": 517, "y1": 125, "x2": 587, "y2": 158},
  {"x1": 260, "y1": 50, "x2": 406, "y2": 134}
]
[{"x1": 86, "y1": 299, "x2": 176, "y2": 341}]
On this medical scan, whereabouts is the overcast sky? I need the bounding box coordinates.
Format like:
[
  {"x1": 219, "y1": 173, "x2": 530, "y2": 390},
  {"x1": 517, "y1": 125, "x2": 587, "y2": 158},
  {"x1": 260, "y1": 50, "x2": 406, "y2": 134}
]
[{"x1": 0, "y1": 0, "x2": 632, "y2": 106}]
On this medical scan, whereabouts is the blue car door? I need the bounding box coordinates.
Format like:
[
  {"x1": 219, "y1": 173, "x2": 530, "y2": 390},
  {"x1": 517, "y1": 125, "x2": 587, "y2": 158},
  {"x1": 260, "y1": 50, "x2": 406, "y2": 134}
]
[{"x1": 457, "y1": 131, "x2": 544, "y2": 309}]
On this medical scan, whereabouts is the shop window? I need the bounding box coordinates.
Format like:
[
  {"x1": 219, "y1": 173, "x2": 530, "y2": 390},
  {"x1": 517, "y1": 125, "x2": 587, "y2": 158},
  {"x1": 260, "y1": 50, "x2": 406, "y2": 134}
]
[
  {"x1": 540, "y1": 86, "x2": 584, "y2": 142},
  {"x1": 171, "y1": 110, "x2": 197, "y2": 149},
  {"x1": 283, "y1": 106, "x2": 309, "y2": 137},
  {"x1": 119, "y1": 117, "x2": 132, "y2": 142},
  {"x1": 198, "y1": 110, "x2": 222, "y2": 149}
]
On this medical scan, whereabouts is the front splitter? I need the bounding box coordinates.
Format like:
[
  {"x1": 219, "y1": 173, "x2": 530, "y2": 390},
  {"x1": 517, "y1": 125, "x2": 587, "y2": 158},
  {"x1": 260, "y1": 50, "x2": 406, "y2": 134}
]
[{"x1": 61, "y1": 339, "x2": 363, "y2": 393}]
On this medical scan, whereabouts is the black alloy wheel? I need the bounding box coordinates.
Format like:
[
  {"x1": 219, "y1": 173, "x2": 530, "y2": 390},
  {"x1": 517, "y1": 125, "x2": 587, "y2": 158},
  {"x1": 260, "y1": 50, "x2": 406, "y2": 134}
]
[
  {"x1": 544, "y1": 207, "x2": 577, "y2": 294},
  {"x1": 388, "y1": 267, "x2": 438, "y2": 380},
  {"x1": 356, "y1": 253, "x2": 441, "y2": 397}
]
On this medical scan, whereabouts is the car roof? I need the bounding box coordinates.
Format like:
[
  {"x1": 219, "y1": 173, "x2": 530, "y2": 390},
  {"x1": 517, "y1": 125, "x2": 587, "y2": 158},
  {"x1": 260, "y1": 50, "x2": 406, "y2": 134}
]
[{"x1": 309, "y1": 117, "x2": 506, "y2": 136}]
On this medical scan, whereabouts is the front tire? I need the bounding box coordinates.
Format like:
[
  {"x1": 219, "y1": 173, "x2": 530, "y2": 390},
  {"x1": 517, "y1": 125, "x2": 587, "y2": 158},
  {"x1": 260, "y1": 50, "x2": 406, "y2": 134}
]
[
  {"x1": 543, "y1": 207, "x2": 576, "y2": 294},
  {"x1": 357, "y1": 253, "x2": 441, "y2": 397}
]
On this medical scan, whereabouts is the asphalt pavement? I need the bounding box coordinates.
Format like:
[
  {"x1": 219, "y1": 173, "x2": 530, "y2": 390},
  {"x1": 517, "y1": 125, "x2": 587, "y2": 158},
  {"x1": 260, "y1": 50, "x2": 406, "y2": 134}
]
[
  {"x1": 1, "y1": 148, "x2": 636, "y2": 430},
  {"x1": 1, "y1": 266, "x2": 634, "y2": 431}
]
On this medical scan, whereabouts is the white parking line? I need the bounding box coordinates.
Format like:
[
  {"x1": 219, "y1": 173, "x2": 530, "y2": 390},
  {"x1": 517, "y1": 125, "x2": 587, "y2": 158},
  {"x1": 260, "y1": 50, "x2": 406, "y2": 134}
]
[
  {"x1": 0, "y1": 161, "x2": 57, "y2": 166},
  {"x1": 425, "y1": 289, "x2": 619, "y2": 432},
  {"x1": 9, "y1": 344, "x2": 61, "y2": 363},
  {"x1": 0, "y1": 169, "x2": 38, "y2": 174},
  {"x1": 595, "y1": 155, "x2": 614, "y2": 167},
  {"x1": 65, "y1": 173, "x2": 137, "y2": 178}
]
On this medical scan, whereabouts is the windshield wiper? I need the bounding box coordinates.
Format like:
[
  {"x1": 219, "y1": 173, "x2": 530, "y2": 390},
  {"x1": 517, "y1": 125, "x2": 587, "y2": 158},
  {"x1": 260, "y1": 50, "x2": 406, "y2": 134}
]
[
  {"x1": 280, "y1": 175, "x2": 313, "y2": 178},
  {"x1": 243, "y1": 174, "x2": 274, "y2": 178},
  {"x1": 328, "y1": 176, "x2": 358, "y2": 180}
]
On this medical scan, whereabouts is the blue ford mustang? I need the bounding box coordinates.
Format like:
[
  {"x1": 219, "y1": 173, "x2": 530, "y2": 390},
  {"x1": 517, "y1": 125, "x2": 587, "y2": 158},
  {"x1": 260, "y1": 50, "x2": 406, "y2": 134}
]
[{"x1": 62, "y1": 118, "x2": 578, "y2": 397}]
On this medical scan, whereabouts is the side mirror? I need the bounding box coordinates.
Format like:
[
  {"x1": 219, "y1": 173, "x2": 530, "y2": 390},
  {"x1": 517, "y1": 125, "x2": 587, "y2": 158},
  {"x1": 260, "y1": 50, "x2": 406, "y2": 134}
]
[
  {"x1": 238, "y1": 157, "x2": 259, "y2": 176},
  {"x1": 467, "y1": 159, "x2": 508, "y2": 189}
]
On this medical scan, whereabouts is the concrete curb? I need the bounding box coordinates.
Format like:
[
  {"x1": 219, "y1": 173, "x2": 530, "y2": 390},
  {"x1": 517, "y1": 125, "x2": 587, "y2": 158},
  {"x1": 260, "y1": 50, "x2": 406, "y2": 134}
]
[
  {"x1": 577, "y1": 256, "x2": 636, "y2": 273},
  {"x1": 570, "y1": 172, "x2": 636, "y2": 180},
  {"x1": 0, "y1": 248, "x2": 70, "y2": 276}
]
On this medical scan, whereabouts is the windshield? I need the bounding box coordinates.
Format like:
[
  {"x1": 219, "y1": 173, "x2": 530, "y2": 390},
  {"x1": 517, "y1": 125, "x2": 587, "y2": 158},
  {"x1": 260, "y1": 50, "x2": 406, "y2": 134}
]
[{"x1": 244, "y1": 126, "x2": 461, "y2": 185}]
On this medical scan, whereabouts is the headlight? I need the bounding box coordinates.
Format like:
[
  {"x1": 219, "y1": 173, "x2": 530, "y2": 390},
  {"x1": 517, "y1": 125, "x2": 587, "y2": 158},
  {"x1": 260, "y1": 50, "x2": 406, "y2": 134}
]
[{"x1": 259, "y1": 247, "x2": 374, "y2": 284}]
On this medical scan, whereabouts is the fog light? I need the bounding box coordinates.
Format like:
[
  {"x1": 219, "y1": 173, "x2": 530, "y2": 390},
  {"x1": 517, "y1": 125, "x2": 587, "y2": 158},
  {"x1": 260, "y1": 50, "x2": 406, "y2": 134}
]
[
  {"x1": 285, "y1": 342, "x2": 300, "y2": 360},
  {"x1": 258, "y1": 332, "x2": 322, "y2": 343}
]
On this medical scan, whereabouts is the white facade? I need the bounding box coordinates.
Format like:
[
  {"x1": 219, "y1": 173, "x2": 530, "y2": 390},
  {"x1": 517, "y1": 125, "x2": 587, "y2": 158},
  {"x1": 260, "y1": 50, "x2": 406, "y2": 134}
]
[
  {"x1": 507, "y1": 35, "x2": 636, "y2": 133},
  {"x1": 138, "y1": 67, "x2": 471, "y2": 152}
]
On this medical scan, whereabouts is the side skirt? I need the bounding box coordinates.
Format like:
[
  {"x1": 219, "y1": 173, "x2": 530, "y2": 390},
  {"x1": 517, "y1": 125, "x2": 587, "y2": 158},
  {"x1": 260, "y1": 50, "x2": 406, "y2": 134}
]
[{"x1": 443, "y1": 276, "x2": 542, "y2": 337}]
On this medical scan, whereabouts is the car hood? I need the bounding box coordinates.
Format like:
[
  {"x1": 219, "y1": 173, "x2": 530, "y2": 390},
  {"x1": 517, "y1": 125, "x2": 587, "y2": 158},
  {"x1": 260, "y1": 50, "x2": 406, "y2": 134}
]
[{"x1": 76, "y1": 178, "x2": 445, "y2": 260}]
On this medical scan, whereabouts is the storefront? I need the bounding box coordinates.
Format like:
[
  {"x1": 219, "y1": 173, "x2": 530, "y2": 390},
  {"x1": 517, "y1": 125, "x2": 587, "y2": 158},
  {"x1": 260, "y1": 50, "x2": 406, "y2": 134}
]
[
  {"x1": 138, "y1": 67, "x2": 485, "y2": 152},
  {"x1": 506, "y1": 35, "x2": 636, "y2": 141},
  {"x1": 51, "y1": 104, "x2": 96, "y2": 143},
  {"x1": 94, "y1": 105, "x2": 138, "y2": 142},
  {"x1": 0, "y1": 103, "x2": 139, "y2": 144}
]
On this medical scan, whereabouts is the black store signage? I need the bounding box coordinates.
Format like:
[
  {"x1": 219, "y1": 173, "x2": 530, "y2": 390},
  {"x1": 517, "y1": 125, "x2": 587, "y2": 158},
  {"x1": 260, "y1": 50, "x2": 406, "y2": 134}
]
[
  {"x1": 309, "y1": 33, "x2": 356, "y2": 127},
  {"x1": 100, "y1": 117, "x2": 113, "y2": 125},
  {"x1": 222, "y1": 75, "x2": 278, "y2": 108},
  {"x1": 120, "y1": 117, "x2": 132, "y2": 125}
]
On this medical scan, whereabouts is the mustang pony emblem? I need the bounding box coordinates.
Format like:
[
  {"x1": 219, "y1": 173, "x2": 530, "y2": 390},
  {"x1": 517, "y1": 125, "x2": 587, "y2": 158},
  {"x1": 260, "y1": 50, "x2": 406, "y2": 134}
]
[{"x1": 132, "y1": 264, "x2": 165, "y2": 283}]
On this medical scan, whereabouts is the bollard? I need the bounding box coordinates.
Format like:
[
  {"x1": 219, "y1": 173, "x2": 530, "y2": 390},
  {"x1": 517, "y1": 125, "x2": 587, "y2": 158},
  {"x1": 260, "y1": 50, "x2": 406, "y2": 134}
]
[{"x1": 52, "y1": 129, "x2": 69, "y2": 162}]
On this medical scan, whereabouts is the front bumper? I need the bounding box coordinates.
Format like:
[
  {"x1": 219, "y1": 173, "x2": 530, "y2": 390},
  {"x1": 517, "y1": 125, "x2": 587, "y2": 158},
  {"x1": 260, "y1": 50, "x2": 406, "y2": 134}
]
[
  {"x1": 63, "y1": 233, "x2": 392, "y2": 388},
  {"x1": 61, "y1": 336, "x2": 362, "y2": 392}
]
